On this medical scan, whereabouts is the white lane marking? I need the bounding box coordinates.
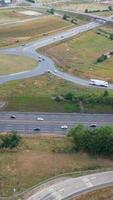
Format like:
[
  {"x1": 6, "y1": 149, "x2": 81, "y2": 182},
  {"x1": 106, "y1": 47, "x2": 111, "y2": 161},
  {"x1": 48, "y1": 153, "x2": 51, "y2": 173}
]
[{"x1": 8, "y1": 71, "x2": 30, "y2": 76}]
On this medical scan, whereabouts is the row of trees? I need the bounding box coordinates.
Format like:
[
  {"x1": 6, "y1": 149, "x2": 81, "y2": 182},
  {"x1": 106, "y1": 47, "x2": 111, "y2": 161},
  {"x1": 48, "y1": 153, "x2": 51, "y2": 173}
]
[
  {"x1": 63, "y1": 90, "x2": 113, "y2": 105},
  {"x1": 68, "y1": 124, "x2": 113, "y2": 156}
]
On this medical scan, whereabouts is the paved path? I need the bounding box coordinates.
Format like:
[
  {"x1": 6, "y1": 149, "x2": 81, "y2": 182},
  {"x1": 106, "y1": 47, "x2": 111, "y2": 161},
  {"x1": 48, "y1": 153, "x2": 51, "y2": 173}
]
[{"x1": 27, "y1": 171, "x2": 113, "y2": 200}]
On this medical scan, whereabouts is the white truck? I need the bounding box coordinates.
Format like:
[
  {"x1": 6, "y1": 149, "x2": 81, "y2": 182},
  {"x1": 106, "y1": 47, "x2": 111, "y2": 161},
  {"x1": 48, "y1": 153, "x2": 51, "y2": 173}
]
[{"x1": 89, "y1": 79, "x2": 108, "y2": 87}]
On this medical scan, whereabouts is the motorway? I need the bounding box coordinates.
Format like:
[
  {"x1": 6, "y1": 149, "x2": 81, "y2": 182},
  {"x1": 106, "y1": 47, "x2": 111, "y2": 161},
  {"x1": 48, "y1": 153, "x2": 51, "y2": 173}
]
[
  {"x1": 0, "y1": 15, "x2": 113, "y2": 88},
  {"x1": 27, "y1": 171, "x2": 113, "y2": 200},
  {"x1": 0, "y1": 112, "x2": 113, "y2": 133}
]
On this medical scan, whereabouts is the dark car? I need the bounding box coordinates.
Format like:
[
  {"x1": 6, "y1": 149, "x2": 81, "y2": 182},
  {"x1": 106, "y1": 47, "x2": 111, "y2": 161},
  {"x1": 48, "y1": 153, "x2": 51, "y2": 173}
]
[
  {"x1": 10, "y1": 115, "x2": 16, "y2": 119},
  {"x1": 33, "y1": 127, "x2": 41, "y2": 131},
  {"x1": 89, "y1": 124, "x2": 97, "y2": 128}
]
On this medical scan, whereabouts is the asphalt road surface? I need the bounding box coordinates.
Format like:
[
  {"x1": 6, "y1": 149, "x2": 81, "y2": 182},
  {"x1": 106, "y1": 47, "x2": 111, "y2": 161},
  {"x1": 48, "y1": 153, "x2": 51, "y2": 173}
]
[
  {"x1": 0, "y1": 112, "x2": 113, "y2": 133},
  {"x1": 0, "y1": 16, "x2": 113, "y2": 89},
  {"x1": 27, "y1": 171, "x2": 113, "y2": 200}
]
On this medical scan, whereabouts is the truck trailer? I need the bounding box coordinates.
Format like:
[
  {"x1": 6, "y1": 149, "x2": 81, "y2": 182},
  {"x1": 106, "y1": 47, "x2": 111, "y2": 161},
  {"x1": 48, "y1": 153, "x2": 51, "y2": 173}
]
[{"x1": 89, "y1": 79, "x2": 108, "y2": 87}]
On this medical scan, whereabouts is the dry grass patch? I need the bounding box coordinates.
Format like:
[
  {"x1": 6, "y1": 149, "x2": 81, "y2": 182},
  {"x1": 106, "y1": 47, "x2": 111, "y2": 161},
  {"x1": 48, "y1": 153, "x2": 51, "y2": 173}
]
[
  {"x1": 1, "y1": 136, "x2": 113, "y2": 196},
  {"x1": 55, "y1": 2, "x2": 110, "y2": 12},
  {"x1": 0, "y1": 15, "x2": 73, "y2": 47},
  {"x1": 0, "y1": 9, "x2": 31, "y2": 23},
  {"x1": 0, "y1": 55, "x2": 37, "y2": 75},
  {"x1": 73, "y1": 186, "x2": 113, "y2": 200}
]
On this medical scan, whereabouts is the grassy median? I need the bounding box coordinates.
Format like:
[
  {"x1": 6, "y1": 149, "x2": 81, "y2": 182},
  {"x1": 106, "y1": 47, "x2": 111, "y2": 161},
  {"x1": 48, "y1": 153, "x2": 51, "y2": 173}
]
[{"x1": 0, "y1": 55, "x2": 37, "y2": 75}]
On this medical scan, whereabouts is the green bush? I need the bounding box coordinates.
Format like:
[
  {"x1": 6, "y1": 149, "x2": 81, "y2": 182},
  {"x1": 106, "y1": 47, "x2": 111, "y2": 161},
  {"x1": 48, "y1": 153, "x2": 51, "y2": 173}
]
[
  {"x1": 97, "y1": 54, "x2": 107, "y2": 63},
  {"x1": 0, "y1": 132, "x2": 21, "y2": 149},
  {"x1": 68, "y1": 125, "x2": 113, "y2": 156}
]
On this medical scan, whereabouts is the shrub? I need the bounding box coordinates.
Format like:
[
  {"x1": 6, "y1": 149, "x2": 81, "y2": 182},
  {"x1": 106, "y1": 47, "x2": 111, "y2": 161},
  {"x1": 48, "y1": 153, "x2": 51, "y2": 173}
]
[
  {"x1": 0, "y1": 132, "x2": 21, "y2": 149},
  {"x1": 68, "y1": 125, "x2": 113, "y2": 156},
  {"x1": 97, "y1": 54, "x2": 107, "y2": 63}
]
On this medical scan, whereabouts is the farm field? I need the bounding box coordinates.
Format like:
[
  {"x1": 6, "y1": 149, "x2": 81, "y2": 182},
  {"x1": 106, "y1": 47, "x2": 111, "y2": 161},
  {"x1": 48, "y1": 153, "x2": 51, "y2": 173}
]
[
  {"x1": 0, "y1": 9, "x2": 33, "y2": 23},
  {"x1": 0, "y1": 74, "x2": 113, "y2": 113},
  {"x1": 73, "y1": 186, "x2": 113, "y2": 200},
  {"x1": 0, "y1": 15, "x2": 73, "y2": 47},
  {"x1": 0, "y1": 55, "x2": 37, "y2": 75},
  {"x1": 39, "y1": 25, "x2": 113, "y2": 82},
  {"x1": 1, "y1": 135, "x2": 113, "y2": 197},
  {"x1": 54, "y1": 2, "x2": 113, "y2": 12}
]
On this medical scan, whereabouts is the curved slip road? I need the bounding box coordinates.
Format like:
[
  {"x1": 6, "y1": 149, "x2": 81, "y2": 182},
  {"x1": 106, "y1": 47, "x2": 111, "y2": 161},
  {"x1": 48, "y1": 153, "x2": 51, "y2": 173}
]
[
  {"x1": 26, "y1": 171, "x2": 113, "y2": 200},
  {"x1": 0, "y1": 19, "x2": 113, "y2": 89}
]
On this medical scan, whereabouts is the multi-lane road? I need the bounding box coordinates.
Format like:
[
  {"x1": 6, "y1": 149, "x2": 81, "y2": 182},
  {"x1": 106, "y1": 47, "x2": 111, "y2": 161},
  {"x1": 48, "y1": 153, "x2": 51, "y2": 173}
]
[{"x1": 0, "y1": 112, "x2": 113, "y2": 133}]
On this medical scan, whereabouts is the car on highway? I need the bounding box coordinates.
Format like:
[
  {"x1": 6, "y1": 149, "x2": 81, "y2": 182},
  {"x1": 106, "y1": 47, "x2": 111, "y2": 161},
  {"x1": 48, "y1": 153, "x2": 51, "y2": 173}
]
[
  {"x1": 10, "y1": 115, "x2": 16, "y2": 119},
  {"x1": 61, "y1": 36, "x2": 64, "y2": 38},
  {"x1": 33, "y1": 127, "x2": 41, "y2": 131},
  {"x1": 54, "y1": 69, "x2": 57, "y2": 73},
  {"x1": 54, "y1": 36, "x2": 57, "y2": 39},
  {"x1": 37, "y1": 117, "x2": 44, "y2": 121},
  {"x1": 89, "y1": 124, "x2": 97, "y2": 128},
  {"x1": 61, "y1": 125, "x2": 68, "y2": 129}
]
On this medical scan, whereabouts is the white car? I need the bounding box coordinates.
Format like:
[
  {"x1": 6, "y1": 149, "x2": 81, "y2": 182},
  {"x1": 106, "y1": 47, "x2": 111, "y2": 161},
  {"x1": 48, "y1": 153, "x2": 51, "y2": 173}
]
[
  {"x1": 61, "y1": 125, "x2": 68, "y2": 129},
  {"x1": 54, "y1": 69, "x2": 57, "y2": 73},
  {"x1": 54, "y1": 37, "x2": 57, "y2": 39},
  {"x1": 37, "y1": 117, "x2": 44, "y2": 121}
]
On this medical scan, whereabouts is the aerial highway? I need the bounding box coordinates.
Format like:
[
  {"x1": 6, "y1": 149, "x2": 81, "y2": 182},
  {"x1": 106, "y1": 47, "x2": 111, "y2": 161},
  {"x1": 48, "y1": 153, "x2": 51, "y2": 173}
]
[
  {"x1": 27, "y1": 171, "x2": 113, "y2": 200},
  {"x1": 0, "y1": 16, "x2": 113, "y2": 89},
  {"x1": 0, "y1": 112, "x2": 113, "y2": 133}
]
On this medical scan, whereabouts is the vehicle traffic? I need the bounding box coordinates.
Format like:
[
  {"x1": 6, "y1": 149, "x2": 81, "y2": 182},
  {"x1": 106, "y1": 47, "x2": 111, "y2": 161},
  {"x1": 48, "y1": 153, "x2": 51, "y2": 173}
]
[
  {"x1": 89, "y1": 79, "x2": 108, "y2": 87},
  {"x1": 10, "y1": 115, "x2": 16, "y2": 119},
  {"x1": 61, "y1": 125, "x2": 68, "y2": 129},
  {"x1": 37, "y1": 117, "x2": 44, "y2": 121}
]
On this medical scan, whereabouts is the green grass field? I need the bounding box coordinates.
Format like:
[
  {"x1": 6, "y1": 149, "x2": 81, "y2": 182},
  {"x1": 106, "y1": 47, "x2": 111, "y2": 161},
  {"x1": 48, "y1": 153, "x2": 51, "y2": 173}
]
[
  {"x1": 0, "y1": 55, "x2": 37, "y2": 75},
  {"x1": 39, "y1": 26, "x2": 113, "y2": 82},
  {"x1": 0, "y1": 74, "x2": 113, "y2": 113},
  {"x1": 1, "y1": 135, "x2": 113, "y2": 197}
]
